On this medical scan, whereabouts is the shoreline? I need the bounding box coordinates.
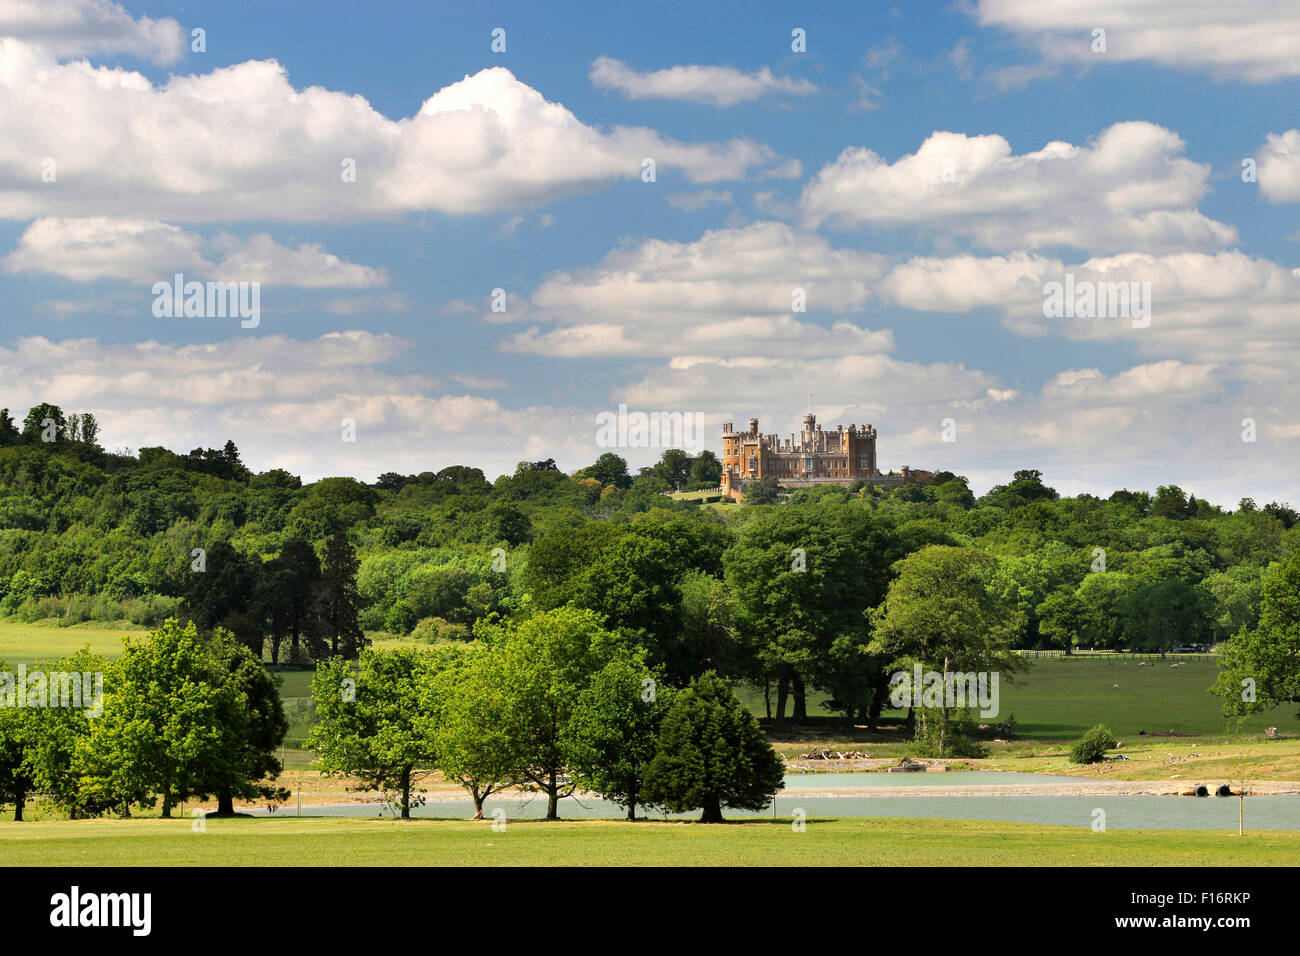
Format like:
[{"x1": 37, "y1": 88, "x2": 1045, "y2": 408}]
[{"x1": 240, "y1": 777, "x2": 1300, "y2": 811}]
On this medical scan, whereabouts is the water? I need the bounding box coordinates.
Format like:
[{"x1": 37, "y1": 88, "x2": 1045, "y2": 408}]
[
  {"x1": 781, "y1": 770, "x2": 1095, "y2": 787},
  {"x1": 253, "y1": 771, "x2": 1300, "y2": 830}
]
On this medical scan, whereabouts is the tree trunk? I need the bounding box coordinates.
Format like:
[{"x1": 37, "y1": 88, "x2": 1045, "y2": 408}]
[
  {"x1": 13, "y1": 789, "x2": 24, "y2": 822},
  {"x1": 472, "y1": 792, "x2": 484, "y2": 820},
  {"x1": 775, "y1": 676, "x2": 789, "y2": 725},
  {"x1": 627, "y1": 788, "x2": 637, "y2": 821},
  {"x1": 161, "y1": 790, "x2": 173, "y2": 819},
  {"x1": 400, "y1": 767, "x2": 412, "y2": 819},
  {"x1": 217, "y1": 789, "x2": 235, "y2": 816},
  {"x1": 290, "y1": 622, "x2": 300, "y2": 666},
  {"x1": 270, "y1": 631, "x2": 282, "y2": 666},
  {"x1": 700, "y1": 795, "x2": 724, "y2": 823},
  {"x1": 792, "y1": 677, "x2": 808, "y2": 721},
  {"x1": 546, "y1": 769, "x2": 559, "y2": 820},
  {"x1": 939, "y1": 656, "x2": 950, "y2": 756},
  {"x1": 763, "y1": 679, "x2": 772, "y2": 721}
]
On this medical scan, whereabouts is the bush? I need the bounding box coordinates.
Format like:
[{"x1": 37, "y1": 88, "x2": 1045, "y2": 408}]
[
  {"x1": 384, "y1": 600, "x2": 417, "y2": 635},
  {"x1": 1070, "y1": 724, "x2": 1117, "y2": 764}
]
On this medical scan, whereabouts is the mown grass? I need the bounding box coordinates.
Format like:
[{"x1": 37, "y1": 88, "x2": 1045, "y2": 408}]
[
  {"x1": 1, "y1": 816, "x2": 1294, "y2": 866},
  {"x1": 0, "y1": 619, "x2": 141, "y2": 665},
  {"x1": 744, "y1": 657, "x2": 1300, "y2": 740}
]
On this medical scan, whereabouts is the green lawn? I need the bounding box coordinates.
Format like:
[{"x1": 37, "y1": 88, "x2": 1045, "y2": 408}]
[
  {"x1": 0, "y1": 619, "x2": 141, "y2": 666},
  {"x1": 1, "y1": 816, "x2": 1295, "y2": 866},
  {"x1": 11, "y1": 621, "x2": 1297, "y2": 758},
  {"x1": 744, "y1": 657, "x2": 1300, "y2": 740}
]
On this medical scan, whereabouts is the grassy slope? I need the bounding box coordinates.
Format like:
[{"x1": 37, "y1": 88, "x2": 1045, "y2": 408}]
[
  {"x1": 0, "y1": 619, "x2": 141, "y2": 665},
  {"x1": 1, "y1": 816, "x2": 1295, "y2": 866}
]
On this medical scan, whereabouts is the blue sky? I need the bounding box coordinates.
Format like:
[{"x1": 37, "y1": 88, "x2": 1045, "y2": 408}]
[{"x1": 1, "y1": 0, "x2": 1298, "y2": 504}]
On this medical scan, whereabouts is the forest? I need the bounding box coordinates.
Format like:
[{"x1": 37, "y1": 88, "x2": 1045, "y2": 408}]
[{"x1": 1, "y1": 400, "x2": 1297, "y2": 729}]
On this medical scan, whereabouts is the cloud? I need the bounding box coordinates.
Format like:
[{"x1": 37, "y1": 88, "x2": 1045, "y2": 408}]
[
  {"x1": 971, "y1": 0, "x2": 1300, "y2": 83},
  {"x1": 589, "y1": 56, "x2": 817, "y2": 106},
  {"x1": 0, "y1": 0, "x2": 185, "y2": 64},
  {"x1": 0, "y1": 331, "x2": 593, "y2": 481},
  {"x1": 496, "y1": 221, "x2": 891, "y2": 358},
  {"x1": 879, "y1": 249, "x2": 1300, "y2": 364},
  {"x1": 1258, "y1": 130, "x2": 1300, "y2": 203},
  {"x1": 4, "y1": 216, "x2": 388, "y2": 286},
  {"x1": 800, "y1": 122, "x2": 1236, "y2": 253},
  {"x1": 0, "y1": 44, "x2": 792, "y2": 222}
]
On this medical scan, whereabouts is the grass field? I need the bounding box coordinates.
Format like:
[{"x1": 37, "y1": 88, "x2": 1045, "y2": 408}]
[
  {"x1": 744, "y1": 657, "x2": 1300, "y2": 740},
  {"x1": 10, "y1": 620, "x2": 1300, "y2": 773},
  {"x1": 0, "y1": 619, "x2": 141, "y2": 665},
  {"x1": 1, "y1": 816, "x2": 1295, "y2": 866}
]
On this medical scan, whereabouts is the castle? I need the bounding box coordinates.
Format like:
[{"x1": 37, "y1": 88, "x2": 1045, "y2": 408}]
[{"x1": 719, "y1": 413, "x2": 932, "y2": 501}]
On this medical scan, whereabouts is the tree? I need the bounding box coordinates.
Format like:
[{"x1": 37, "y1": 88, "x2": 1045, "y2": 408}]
[
  {"x1": 477, "y1": 607, "x2": 619, "y2": 819},
  {"x1": 688, "y1": 450, "x2": 723, "y2": 489},
  {"x1": 0, "y1": 409, "x2": 18, "y2": 446},
  {"x1": 259, "y1": 537, "x2": 322, "y2": 665},
  {"x1": 869, "y1": 546, "x2": 1022, "y2": 754},
  {"x1": 194, "y1": 630, "x2": 289, "y2": 816},
  {"x1": 181, "y1": 540, "x2": 261, "y2": 655},
  {"x1": 1213, "y1": 551, "x2": 1300, "y2": 719},
  {"x1": 724, "y1": 505, "x2": 897, "y2": 724},
  {"x1": 1037, "y1": 589, "x2": 1090, "y2": 653},
  {"x1": 1151, "y1": 484, "x2": 1194, "y2": 519},
  {"x1": 654, "y1": 449, "x2": 692, "y2": 490},
  {"x1": 743, "y1": 475, "x2": 781, "y2": 505},
  {"x1": 429, "y1": 644, "x2": 518, "y2": 819},
  {"x1": 9, "y1": 649, "x2": 107, "y2": 819},
  {"x1": 317, "y1": 531, "x2": 366, "y2": 660},
  {"x1": 21, "y1": 403, "x2": 65, "y2": 443},
  {"x1": 78, "y1": 620, "x2": 240, "y2": 817},
  {"x1": 77, "y1": 412, "x2": 100, "y2": 447},
  {"x1": 0, "y1": 671, "x2": 37, "y2": 820},
  {"x1": 563, "y1": 654, "x2": 669, "y2": 820},
  {"x1": 642, "y1": 672, "x2": 784, "y2": 823},
  {"x1": 306, "y1": 647, "x2": 442, "y2": 818},
  {"x1": 288, "y1": 477, "x2": 377, "y2": 540},
  {"x1": 574, "y1": 452, "x2": 632, "y2": 490}
]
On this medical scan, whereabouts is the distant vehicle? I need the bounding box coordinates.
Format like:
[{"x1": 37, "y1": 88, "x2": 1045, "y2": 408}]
[{"x1": 1172, "y1": 644, "x2": 1208, "y2": 653}]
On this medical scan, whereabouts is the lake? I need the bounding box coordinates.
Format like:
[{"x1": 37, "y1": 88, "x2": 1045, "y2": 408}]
[{"x1": 253, "y1": 771, "x2": 1300, "y2": 830}]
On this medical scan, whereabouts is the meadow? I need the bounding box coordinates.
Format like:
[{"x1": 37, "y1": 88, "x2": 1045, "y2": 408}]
[{"x1": 2, "y1": 816, "x2": 1297, "y2": 866}]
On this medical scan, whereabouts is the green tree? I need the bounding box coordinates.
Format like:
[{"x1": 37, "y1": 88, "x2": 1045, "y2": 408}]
[
  {"x1": 563, "y1": 654, "x2": 669, "y2": 820},
  {"x1": 688, "y1": 450, "x2": 723, "y2": 489},
  {"x1": 306, "y1": 647, "x2": 442, "y2": 818},
  {"x1": 317, "y1": 531, "x2": 366, "y2": 660},
  {"x1": 477, "y1": 607, "x2": 619, "y2": 820},
  {"x1": 21, "y1": 403, "x2": 65, "y2": 443},
  {"x1": 574, "y1": 452, "x2": 633, "y2": 490},
  {"x1": 429, "y1": 644, "x2": 517, "y2": 819},
  {"x1": 1213, "y1": 551, "x2": 1300, "y2": 719},
  {"x1": 196, "y1": 630, "x2": 289, "y2": 816},
  {"x1": 642, "y1": 672, "x2": 784, "y2": 823},
  {"x1": 869, "y1": 546, "x2": 1022, "y2": 754},
  {"x1": 78, "y1": 620, "x2": 240, "y2": 817},
  {"x1": 0, "y1": 673, "x2": 37, "y2": 820},
  {"x1": 743, "y1": 474, "x2": 781, "y2": 505}
]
